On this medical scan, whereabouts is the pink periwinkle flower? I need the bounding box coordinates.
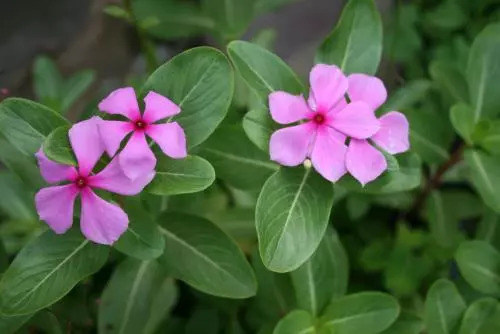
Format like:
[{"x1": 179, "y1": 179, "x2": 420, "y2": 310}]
[
  {"x1": 269, "y1": 64, "x2": 380, "y2": 182},
  {"x1": 98, "y1": 87, "x2": 187, "y2": 180},
  {"x1": 35, "y1": 117, "x2": 154, "y2": 245}
]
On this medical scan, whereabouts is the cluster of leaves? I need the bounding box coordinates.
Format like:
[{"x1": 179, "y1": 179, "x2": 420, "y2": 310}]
[{"x1": 0, "y1": 0, "x2": 500, "y2": 333}]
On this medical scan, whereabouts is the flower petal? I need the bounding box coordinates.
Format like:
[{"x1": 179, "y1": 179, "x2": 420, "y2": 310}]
[
  {"x1": 269, "y1": 123, "x2": 315, "y2": 166},
  {"x1": 119, "y1": 131, "x2": 156, "y2": 180},
  {"x1": 310, "y1": 127, "x2": 347, "y2": 182},
  {"x1": 69, "y1": 117, "x2": 105, "y2": 176},
  {"x1": 89, "y1": 156, "x2": 155, "y2": 195},
  {"x1": 330, "y1": 101, "x2": 380, "y2": 139},
  {"x1": 347, "y1": 74, "x2": 387, "y2": 110},
  {"x1": 146, "y1": 122, "x2": 187, "y2": 159},
  {"x1": 142, "y1": 91, "x2": 181, "y2": 124},
  {"x1": 35, "y1": 184, "x2": 78, "y2": 234},
  {"x1": 98, "y1": 87, "x2": 141, "y2": 121},
  {"x1": 371, "y1": 111, "x2": 410, "y2": 154},
  {"x1": 309, "y1": 64, "x2": 347, "y2": 112},
  {"x1": 269, "y1": 92, "x2": 310, "y2": 124},
  {"x1": 98, "y1": 120, "x2": 134, "y2": 157},
  {"x1": 80, "y1": 188, "x2": 128, "y2": 245},
  {"x1": 346, "y1": 139, "x2": 387, "y2": 186},
  {"x1": 35, "y1": 149, "x2": 78, "y2": 183}
]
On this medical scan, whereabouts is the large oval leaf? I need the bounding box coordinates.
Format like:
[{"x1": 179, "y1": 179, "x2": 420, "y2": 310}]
[
  {"x1": 455, "y1": 240, "x2": 500, "y2": 295},
  {"x1": 318, "y1": 292, "x2": 400, "y2": 334},
  {"x1": 273, "y1": 310, "x2": 315, "y2": 334},
  {"x1": 146, "y1": 155, "x2": 215, "y2": 195},
  {"x1": 424, "y1": 279, "x2": 466, "y2": 334},
  {"x1": 158, "y1": 212, "x2": 257, "y2": 298},
  {"x1": 98, "y1": 259, "x2": 177, "y2": 334},
  {"x1": 465, "y1": 150, "x2": 500, "y2": 213},
  {"x1": 0, "y1": 229, "x2": 108, "y2": 315},
  {"x1": 459, "y1": 298, "x2": 499, "y2": 334},
  {"x1": 316, "y1": 0, "x2": 382, "y2": 75},
  {"x1": 256, "y1": 167, "x2": 334, "y2": 273},
  {"x1": 141, "y1": 47, "x2": 233, "y2": 148}
]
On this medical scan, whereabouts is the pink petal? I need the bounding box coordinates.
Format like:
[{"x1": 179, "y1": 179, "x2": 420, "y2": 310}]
[
  {"x1": 80, "y1": 188, "x2": 128, "y2": 245},
  {"x1": 371, "y1": 111, "x2": 410, "y2": 154},
  {"x1": 347, "y1": 74, "x2": 387, "y2": 110},
  {"x1": 308, "y1": 64, "x2": 347, "y2": 112},
  {"x1": 269, "y1": 123, "x2": 315, "y2": 166},
  {"x1": 98, "y1": 120, "x2": 134, "y2": 157},
  {"x1": 35, "y1": 149, "x2": 78, "y2": 183},
  {"x1": 142, "y1": 91, "x2": 181, "y2": 124},
  {"x1": 310, "y1": 127, "x2": 347, "y2": 182},
  {"x1": 89, "y1": 156, "x2": 155, "y2": 195},
  {"x1": 269, "y1": 92, "x2": 310, "y2": 124},
  {"x1": 35, "y1": 184, "x2": 78, "y2": 234},
  {"x1": 118, "y1": 131, "x2": 156, "y2": 180},
  {"x1": 98, "y1": 87, "x2": 141, "y2": 121},
  {"x1": 146, "y1": 122, "x2": 187, "y2": 159},
  {"x1": 346, "y1": 139, "x2": 387, "y2": 186},
  {"x1": 69, "y1": 117, "x2": 105, "y2": 176},
  {"x1": 330, "y1": 101, "x2": 380, "y2": 139}
]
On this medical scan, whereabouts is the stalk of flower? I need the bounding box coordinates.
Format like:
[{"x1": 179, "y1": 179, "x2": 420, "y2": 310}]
[
  {"x1": 34, "y1": 117, "x2": 155, "y2": 245},
  {"x1": 97, "y1": 87, "x2": 187, "y2": 180}
]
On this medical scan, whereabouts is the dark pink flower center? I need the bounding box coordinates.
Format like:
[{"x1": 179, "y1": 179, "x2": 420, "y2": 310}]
[
  {"x1": 134, "y1": 119, "x2": 147, "y2": 130},
  {"x1": 75, "y1": 176, "x2": 88, "y2": 189},
  {"x1": 312, "y1": 113, "x2": 326, "y2": 125}
]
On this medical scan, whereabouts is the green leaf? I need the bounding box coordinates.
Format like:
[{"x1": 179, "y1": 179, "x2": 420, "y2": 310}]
[
  {"x1": 459, "y1": 298, "x2": 498, "y2": 334},
  {"x1": 450, "y1": 103, "x2": 474, "y2": 144},
  {"x1": 424, "y1": 279, "x2": 466, "y2": 334},
  {"x1": 316, "y1": 0, "x2": 382, "y2": 75},
  {"x1": 0, "y1": 172, "x2": 36, "y2": 221},
  {"x1": 472, "y1": 120, "x2": 500, "y2": 155},
  {"x1": 254, "y1": 0, "x2": 301, "y2": 14},
  {"x1": 142, "y1": 47, "x2": 233, "y2": 148},
  {"x1": 424, "y1": 0, "x2": 467, "y2": 31},
  {"x1": 318, "y1": 292, "x2": 400, "y2": 334},
  {"x1": 113, "y1": 198, "x2": 165, "y2": 260},
  {"x1": 158, "y1": 212, "x2": 257, "y2": 298},
  {"x1": 465, "y1": 150, "x2": 500, "y2": 213},
  {"x1": 33, "y1": 56, "x2": 62, "y2": 105},
  {"x1": 103, "y1": 5, "x2": 131, "y2": 21},
  {"x1": 185, "y1": 308, "x2": 220, "y2": 334},
  {"x1": 476, "y1": 209, "x2": 500, "y2": 247},
  {"x1": 0, "y1": 98, "x2": 68, "y2": 156},
  {"x1": 256, "y1": 167, "x2": 334, "y2": 272},
  {"x1": 98, "y1": 259, "x2": 177, "y2": 334},
  {"x1": 273, "y1": 310, "x2": 315, "y2": 334},
  {"x1": 455, "y1": 240, "x2": 500, "y2": 295},
  {"x1": 381, "y1": 312, "x2": 425, "y2": 334},
  {"x1": 227, "y1": 41, "x2": 304, "y2": 100},
  {"x1": 43, "y1": 126, "x2": 76, "y2": 166},
  {"x1": 0, "y1": 137, "x2": 43, "y2": 189},
  {"x1": 20, "y1": 310, "x2": 62, "y2": 334},
  {"x1": 425, "y1": 191, "x2": 460, "y2": 248},
  {"x1": 0, "y1": 314, "x2": 32, "y2": 334},
  {"x1": 199, "y1": 125, "x2": 278, "y2": 190},
  {"x1": 429, "y1": 61, "x2": 469, "y2": 104},
  {"x1": 381, "y1": 80, "x2": 432, "y2": 113},
  {"x1": 290, "y1": 227, "x2": 348, "y2": 316},
  {"x1": 337, "y1": 153, "x2": 421, "y2": 194},
  {"x1": 146, "y1": 155, "x2": 215, "y2": 195},
  {"x1": 242, "y1": 108, "x2": 277, "y2": 153},
  {"x1": 0, "y1": 229, "x2": 109, "y2": 315},
  {"x1": 60, "y1": 70, "x2": 95, "y2": 113},
  {"x1": 201, "y1": 0, "x2": 254, "y2": 40},
  {"x1": 467, "y1": 23, "x2": 500, "y2": 122}
]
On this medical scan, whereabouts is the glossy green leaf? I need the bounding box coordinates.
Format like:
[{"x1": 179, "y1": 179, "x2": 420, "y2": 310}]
[
  {"x1": 201, "y1": 0, "x2": 254, "y2": 40},
  {"x1": 0, "y1": 137, "x2": 43, "y2": 189},
  {"x1": 33, "y1": 56, "x2": 62, "y2": 105},
  {"x1": 99, "y1": 259, "x2": 177, "y2": 334},
  {"x1": 0, "y1": 229, "x2": 109, "y2": 315},
  {"x1": 381, "y1": 312, "x2": 425, "y2": 334},
  {"x1": 199, "y1": 125, "x2": 278, "y2": 190},
  {"x1": 256, "y1": 167, "x2": 334, "y2": 272},
  {"x1": 450, "y1": 103, "x2": 474, "y2": 144},
  {"x1": 465, "y1": 150, "x2": 500, "y2": 213},
  {"x1": 43, "y1": 126, "x2": 76, "y2": 166},
  {"x1": 60, "y1": 70, "x2": 95, "y2": 113},
  {"x1": 0, "y1": 314, "x2": 32, "y2": 334},
  {"x1": 158, "y1": 212, "x2": 257, "y2": 298},
  {"x1": 316, "y1": 0, "x2": 382, "y2": 75},
  {"x1": 142, "y1": 47, "x2": 233, "y2": 148},
  {"x1": 472, "y1": 120, "x2": 500, "y2": 155},
  {"x1": 146, "y1": 155, "x2": 215, "y2": 195},
  {"x1": 424, "y1": 279, "x2": 466, "y2": 334},
  {"x1": 242, "y1": 108, "x2": 277, "y2": 153},
  {"x1": 0, "y1": 98, "x2": 68, "y2": 156},
  {"x1": 467, "y1": 23, "x2": 500, "y2": 122},
  {"x1": 290, "y1": 227, "x2": 348, "y2": 316},
  {"x1": 455, "y1": 240, "x2": 500, "y2": 295},
  {"x1": 0, "y1": 172, "x2": 36, "y2": 221},
  {"x1": 459, "y1": 298, "x2": 498, "y2": 334},
  {"x1": 273, "y1": 310, "x2": 315, "y2": 334},
  {"x1": 318, "y1": 292, "x2": 400, "y2": 334},
  {"x1": 227, "y1": 41, "x2": 304, "y2": 100}
]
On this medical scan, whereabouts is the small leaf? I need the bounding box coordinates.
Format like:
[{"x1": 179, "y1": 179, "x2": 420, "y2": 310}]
[
  {"x1": 103, "y1": 5, "x2": 131, "y2": 21},
  {"x1": 472, "y1": 120, "x2": 500, "y2": 155},
  {"x1": 273, "y1": 310, "x2": 315, "y2": 334},
  {"x1": 242, "y1": 108, "x2": 277, "y2": 153},
  {"x1": 158, "y1": 212, "x2": 257, "y2": 298},
  {"x1": 458, "y1": 298, "x2": 499, "y2": 334},
  {"x1": 424, "y1": 279, "x2": 466, "y2": 334},
  {"x1": 450, "y1": 103, "x2": 474, "y2": 144},
  {"x1": 43, "y1": 126, "x2": 76, "y2": 166},
  {"x1": 465, "y1": 150, "x2": 500, "y2": 213},
  {"x1": 316, "y1": 0, "x2": 382, "y2": 75},
  {"x1": 146, "y1": 155, "x2": 215, "y2": 195},
  {"x1": 256, "y1": 167, "x2": 334, "y2": 272},
  {"x1": 33, "y1": 56, "x2": 63, "y2": 104},
  {"x1": 455, "y1": 240, "x2": 500, "y2": 295},
  {"x1": 60, "y1": 70, "x2": 95, "y2": 113}
]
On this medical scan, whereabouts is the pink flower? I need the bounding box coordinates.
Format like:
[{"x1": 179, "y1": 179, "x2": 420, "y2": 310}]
[
  {"x1": 269, "y1": 64, "x2": 380, "y2": 182},
  {"x1": 34, "y1": 117, "x2": 154, "y2": 245},
  {"x1": 344, "y1": 74, "x2": 409, "y2": 185},
  {"x1": 98, "y1": 87, "x2": 187, "y2": 180}
]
